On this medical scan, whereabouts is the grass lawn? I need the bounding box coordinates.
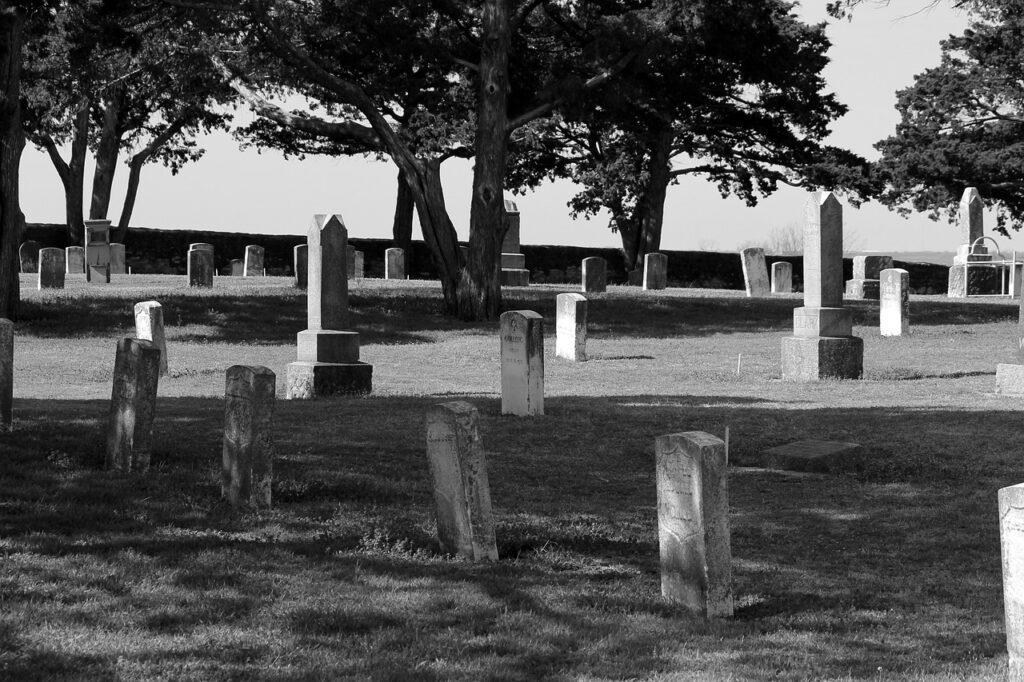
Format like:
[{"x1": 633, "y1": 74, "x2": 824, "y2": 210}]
[{"x1": 2, "y1": 272, "x2": 1022, "y2": 680}]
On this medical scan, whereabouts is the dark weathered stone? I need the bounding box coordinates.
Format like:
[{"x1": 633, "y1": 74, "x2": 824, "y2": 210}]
[
  {"x1": 222, "y1": 365, "x2": 275, "y2": 508},
  {"x1": 781, "y1": 336, "x2": 863, "y2": 381},
  {"x1": 106, "y1": 338, "x2": 161, "y2": 472},
  {"x1": 244, "y1": 245, "x2": 264, "y2": 276},
  {"x1": 582, "y1": 256, "x2": 607, "y2": 293},
  {"x1": 285, "y1": 361, "x2": 372, "y2": 398},
  {"x1": 18, "y1": 240, "x2": 40, "y2": 273},
  {"x1": 37, "y1": 247, "x2": 65, "y2": 289},
  {"x1": 643, "y1": 253, "x2": 668, "y2": 291}
]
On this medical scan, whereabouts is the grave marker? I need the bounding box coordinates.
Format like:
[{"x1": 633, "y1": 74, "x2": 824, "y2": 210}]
[
  {"x1": 84, "y1": 219, "x2": 111, "y2": 283},
  {"x1": 109, "y1": 243, "x2": 126, "y2": 275},
  {"x1": 188, "y1": 248, "x2": 214, "y2": 287},
  {"x1": 230, "y1": 259, "x2": 244, "y2": 276},
  {"x1": 582, "y1": 257, "x2": 607, "y2": 293},
  {"x1": 134, "y1": 301, "x2": 168, "y2": 376},
  {"x1": 354, "y1": 250, "x2": 365, "y2": 278},
  {"x1": 65, "y1": 246, "x2": 85, "y2": 274},
  {"x1": 555, "y1": 293, "x2": 587, "y2": 362},
  {"x1": 771, "y1": 261, "x2": 792, "y2": 294},
  {"x1": 244, "y1": 245, "x2": 264, "y2": 277},
  {"x1": 500, "y1": 310, "x2": 544, "y2": 416},
  {"x1": 999, "y1": 483, "x2": 1024, "y2": 678},
  {"x1": 879, "y1": 268, "x2": 910, "y2": 336},
  {"x1": 500, "y1": 199, "x2": 530, "y2": 286},
  {"x1": 105, "y1": 337, "x2": 161, "y2": 472},
  {"x1": 18, "y1": 240, "x2": 40, "y2": 273},
  {"x1": 294, "y1": 244, "x2": 308, "y2": 289},
  {"x1": 761, "y1": 439, "x2": 862, "y2": 473},
  {"x1": 37, "y1": 248, "x2": 65, "y2": 290},
  {"x1": 740, "y1": 248, "x2": 770, "y2": 297},
  {"x1": 222, "y1": 365, "x2": 275, "y2": 508},
  {"x1": 385, "y1": 247, "x2": 405, "y2": 279},
  {"x1": 643, "y1": 253, "x2": 668, "y2": 291},
  {"x1": 0, "y1": 319, "x2": 11, "y2": 431}
]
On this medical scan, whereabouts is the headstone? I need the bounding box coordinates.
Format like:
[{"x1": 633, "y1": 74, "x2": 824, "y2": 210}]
[
  {"x1": 222, "y1": 365, "x2": 275, "y2": 508},
  {"x1": 627, "y1": 269, "x2": 643, "y2": 286},
  {"x1": 286, "y1": 214, "x2": 372, "y2": 398},
  {"x1": 771, "y1": 261, "x2": 792, "y2": 294},
  {"x1": 425, "y1": 401, "x2": 497, "y2": 561},
  {"x1": 346, "y1": 245, "x2": 356, "y2": 281},
  {"x1": 879, "y1": 268, "x2": 910, "y2": 336},
  {"x1": 37, "y1": 248, "x2": 65, "y2": 290},
  {"x1": 501, "y1": 253, "x2": 526, "y2": 269},
  {"x1": 188, "y1": 248, "x2": 214, "y2": 287},
  {"x1": 555, "y1": 293, "x2": 587, "y2": 362},
  {"x1": 109, "y1": 243, "x2": 126, "y2": 275},
  {"x1": 780, "y1": 192, "x2": 863, "y2": 381},
  {"x1": 65, "y1": 246, "x2": 85, "y2": 274},
  {"x1": 230, "y1": 259, "x2": 244, "y2": 276},
  {"x1": 761, "y1": 439, "x2": 862, "y2": 473},
  {"x1": 189, "y1": 243, "x2": 214, "y2": 253},
  {"x1": 999, "y1": 483, "x2": 1024, "y2": 677},
  {"x1": 243, "y1": 245, "x2": 264, "y2": 277},
  {"x1": 643, "y1": 253, "x2": 668, "y2": 291},
  {"x1": 385, "y1": 248, "x2": 405, "y2": 279},
  {"x1": 582, "y1": 257, "x2": 607, "y2": 293},
  {"x1": 18, "y1": 240, "x2": 40, "y2": 273},
  {"x1": 0, "y1": 319, "x2": 11, "y2": 432},
  {"x1": 501, "y1": 199, "x2": 520, "y2": 254},
  {"x1": 500, "y1": 268, "x2": 530, "y2": 286},
  {"x1": 655, "y1": 431, "x2": 732, "y2": 618},
  {"x1": 354, "y1": 250, "x2": 365, "y2": 278},
  {"x1": 740, "y1": 248, "x2": 770, "y2": 297},
  {"x1": 997, "y1": 294, "x2": 1024, "y2": 393},
  {"x1": 134, "y1": 301, "x2": 168, "y2": 376},
  {"x1": 949, "y1": 188, "x2": 992, "y2": 297},
  {"x1": 105, "y1": 337, "x2": 161, "y2": 473},
  {"x1": 500, "y1": 200, "x2": 530, "y2": 286},
  {"x1": 84, "y1": 219, "x2": 111, "y2": 284},
  {"x1": 846, "y1": 255, "x2": 893, "y2": 300},
  {"x1": 500, "y1": 310, "x2": 544, "y2": 416},
  {"x1": 294, "y1": 244, "x2": 308, "y2": 289}
]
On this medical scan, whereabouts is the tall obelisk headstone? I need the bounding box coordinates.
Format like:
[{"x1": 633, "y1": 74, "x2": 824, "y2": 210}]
[
  {"x1": 949, "y1": 187, "x2": 994, "y2": 297},
  {"x1": 780, "y1": 192, "x2": 863, "y2": 381}
]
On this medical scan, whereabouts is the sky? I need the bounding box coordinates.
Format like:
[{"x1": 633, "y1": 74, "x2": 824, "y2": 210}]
[{"x1": 18, "y1": 2, "x2": 995, "y2": 256}]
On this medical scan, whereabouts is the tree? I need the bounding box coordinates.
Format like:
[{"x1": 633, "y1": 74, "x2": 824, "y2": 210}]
[{"x1": 0, "y1": 4, "x2": 25, "y2": 320}]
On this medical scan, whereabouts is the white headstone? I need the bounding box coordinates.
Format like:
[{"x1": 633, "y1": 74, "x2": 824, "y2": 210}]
[
  {"x1": 643, "y1": 253, "x2": 668, "y2": 291},
  {"x1": 134, "y1": 301, "x2": 168, "y2": 376},
  {"x1": 740, "y1": 248, "x2": 770, "y2": 297},
  {"x1": 555, "y1": 293, "x2": 587, "y2": 362},
  {"x1": 1000, "y1": 483, "x2": 1024, "y2": 677},
  {"x1": 385, "y1": 248, "x2": 405, "y2": 279},
  {"x1": 879, "y1": 268, "x2": 910, "y2": 336},
  {"x1": 500, "y1": 310, "x2": 544, "y2": 416},
  {"x1": 771, "y1": 261, "x2": 792, "y2": 294}
]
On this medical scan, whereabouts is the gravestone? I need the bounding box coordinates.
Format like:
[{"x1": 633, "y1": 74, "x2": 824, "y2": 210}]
[
  {"x1": 346, "y1": 245, "x2": 356, "y2": 281},
  {"x1": 627, "y1": 269, "x2": 643, "y2": 286},
  {"x1": 1000, "y1": 483, "x2": 1024, "y2": 679},
  {"x1": 582, "y1": 256, "x2": 607, "y2": 293},
  {"x1": 37, "y1": 248, "x2": 65, "y2": 290},
  {"x1": 18, "y1": 240, "x2": 40, "y2": 273},
  {"x1": 556, "y1": 293, "x2": 587, "y2": 362},
  {"x1": 84, "y1": 219, "x2": 111, "y2": 283},
  {"x1": 425, "y1": 401, "x2": 498, "y2": 561},
  {"x1": 222, "y1": 365, "x2": 275, "y2": 508},
  {"x1": 188, "y1": 248, "x2": 214, "y2": 287},
  {"x1": 354, "y1": 250, "x2": 365, "y2": 278},
  {"x1": 109, "y1": 243, "x2": 126, "y2": 275},
  {"x1": 500, "y1": 199, "x2": 530, "y2": 286},
  {"x1": 189, "y1": 242, "x2": 214, "y2": 253},
  {"x1": 771, "y1": 261, "x2": 793, "y2": 294},
  {"x1": 244, "y1": 245, "x2": 264, "y2": 277},
  {"x1": 761, "y1": 440, "x2": 862, "y2": 473},
  {"x1": 500, "y1": 310, "x2": 544, "y2": 416},
  {"x1": 134, "y1": 301, "x2": 168, "y2": 376},
  {"x1": 643, "y1": 253, "x2": 668, "y2": 291},
  {"x1": 230, "y1": 259, "x2": 244, "y2": 276},
  {"x1": 286, "y1": 214, "x2": 372, "y2": 398},
  {"x1": 845, "y1": 255, "x2": 893, "y2": 300},
  {"x1": 879, "y1": 268, "x2": 910, "y2": 336},
  {"x1": 65, "y1": 246, "x2": 85, "y2": 274},
  {"x1": 655, "y1": 431, "x2": 732, "y2": 618},
  {"x1": 105, "y1": 337, "x2": 161, "y2": 473},
  {"x1": 294, "y1": 244, "x2": 308, "y2": 289},
  {"x1": 949, "y1": 187, "x2": 996, "y2": 297},
  {"x1": 740, "y1": 248, "x2": 770, "y2": 297},
  {"x1": 385, "y1": 248, "x2": 405, "y2": 279},
  {"x1": 0, "y1": 319, "x2": 11, "y2": 432},
  {"x1": 781, "y1": 192, "x2": 863, "y2": 381}
]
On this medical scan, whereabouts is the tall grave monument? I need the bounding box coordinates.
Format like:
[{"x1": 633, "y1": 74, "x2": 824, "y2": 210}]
[
  {"x1": 84, "y1": 219, "x2": 112, "y2": 283},
  {"x1": 948, "y1": 187, "x2": 998, "y2": 297},
  {"x1": 499, "y1": 199, "x2": 530, "y2": 286},
  {"x1": 286, "y1": 215, "x2": 372, "y2": 398},
  {"x1": 781, "y1": 192, "x2": 863, "y2": 381}
]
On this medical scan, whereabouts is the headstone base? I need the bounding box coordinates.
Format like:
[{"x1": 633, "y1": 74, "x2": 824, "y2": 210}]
[
  {"x1": 285, "y1": 361, "x2": 372, "y2": 398},
  {"x1": 500, "y1": 269, "x2": 530, "y2": 287},
  {"x1": 793, "y1": 307, "x2": 852, "y2": 338},
  {"x1": 296, "y1": 330, "x2": 361, "y2": 363},
  {"x1": 781, "y1": 336, "x2": 863, "y2": 381},
  {"x1": 88, "y1": 265, "x2": 110, "y2": 284},
  {"x1": 844, "y1": 279, "x2": 880, "y2": 300},
  {"x1": 996, "y1": 364, "x2": 1024, "y2": 394},
  {"x1": 947, "y1": 264, "x2": 1002, "y2": 297},
  {"x1": 501, "y1": 253, "x2": 526, "y2": 269},
  {"x1": 761, "y1": 439, "x2": 862, "y2": 473}
]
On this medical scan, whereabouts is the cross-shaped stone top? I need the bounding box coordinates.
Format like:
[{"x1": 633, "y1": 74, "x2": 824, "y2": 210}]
[
  {"x1": 802, "y1": 191, "x2": 844, "y2": 309},
  {"x1": 307, "y1": 214, "x2": 349, "y2": 331}
]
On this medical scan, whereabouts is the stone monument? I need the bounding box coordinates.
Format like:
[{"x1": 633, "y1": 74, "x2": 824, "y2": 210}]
[
  {"x1": 500, "y1": 310, "x2": 544, "y2": 416},
  {"x1": 84, "y1": 219, "x2": 111, "y2": 283},
  {"x1": 385, "y1": 247, "x2": 405, "y2": 279},
  {"x1": 188, "y1": 248, "x2": 214, "y2": 287},
  {"x1": 879, "y1": 268, "x2": 910, "y2": 336},
  {"x1": 1000, "y1": 482, "x2": 1024, "y2": 678},
  {"x1": 65, "y1": 246, "x2": 85, "y2": 274},
  {"x1": 109, "y1": 243, "x2": 126, "y2": 274},
  {"x1": 582, "y1": 256, "x2": 607, "y2": 293},
  {"x1": 244, "y1": 245, "x2": 264, "y2": 277},
  {"x1": 500, "y1": 199, "x2": 530, "y2": 286},
  {"x1": 134, "y1": 301, "x2": 169, "y2": 376},
  {"x1": 294, "y1": 244, "x2": 308, "y2": 289},
  {"x1": 740, "y1": 248, "x2": 770, "y2": 297},
  {"x1": 948, "y1": 187, "x2": 998, "y2": 297},
  {"x1": 18, "y1": 240, "x2": 40, "y2": 273},
  {"x1": 37, "y1": 248, "x2": 65, "y2": 290},
  {"x1": 106, "y1": 338, "x2": 161, "y2": 473},
  {"x1": 771, "y1": 261, "x2": 792, "y2": 294},
  {"x1": 845, "y1": 255, "x2": 893, "y2": 300},
  {"x1": 643, "y1": 253, "x2": 668, "y2": 291},
  {"x1": 222, "y1": 365, "x2": 275, "y2": 508},
  {"x1": 555, "y1": 293, "x2": 587, "y2": 362}
]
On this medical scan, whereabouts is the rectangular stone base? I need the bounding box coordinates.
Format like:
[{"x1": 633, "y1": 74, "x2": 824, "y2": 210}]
[
  {"x1": 297, "y1": 330, "x2": 360, "y2": 363},
  {"x1": 286, "y1": 361, "x2": 372, "y2": 398},
  {"x1": 793, "y1": 307, "x2": 852, "y2": 338},
  {"x1": 996, "y1": 363, "x2": 1024, "y2": 394},
  {"x1": 844, "y1": 279, "x2": 879, "y2": 300},
  {"x1": 500, "y1": 268, "x2": 530, "y2": 286},
  {"x1": 501, "y1": 253, "x2": 525, "y2": 269},
  {"x1": 781, "y1": 336, "x2": 863, "y2": 381},
  {"x1": 948, "y1": 264, "x2": 1002, "y2": 297}
]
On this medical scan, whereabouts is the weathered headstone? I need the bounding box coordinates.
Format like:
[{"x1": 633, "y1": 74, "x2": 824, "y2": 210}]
[
  {"x1": 879, "y1": 268, "x2": 910, "y2": 337},
  {"x1": 354, "y1": 250, "x2": 365, "y2": 278},
  {"x1": 230, "y1": 259, "x2": 244, "y2": 276},
  {"x1": 105, "y1": 337, "x2": 161, "y2": 473},
  {"x1": 134, "y1": 301, "x2": 168, "y2": 376},
  {"x1": 582, "y1": 256, "x2": 607, "y2": 293},
  {"x1": 425, "y1": 401, "x2": 498, "y2": 561},
  {"x1": 771, "y1": 261, "x2": 793, "y2": 294},
  {"x1": 500, "y1": 199, "x2": 530, "y2": 286},
  {"x1": 188, "y1": 248, "x2": 214, "y2": 287},
  {"x1": 501, "y1": 198, "x2": 521, "y2": 254},
  {"x1": 556, "y1": 293, "x2": 587, "y2": 362},
  {"x1": 84, "y1": 219, "x2": 111, "y2": 283},
  {"x1": 243, "y1": 245, "x2": 264, "y2": 277},
  {"x1": 999, "y1": 483, "x2": 1024, "y2": 678},
  {"x1": 655, "y1": 431, "x2": 732, "y2": 618},
  {"x1": 65, "y1": 246, "x2": 85, "y2": 274},
  {"x1": 109, "y1": 243, "x2": 126, "y2": 275},
  {"x1": 500, "y1": 310, "x2": 544, "y2": 416},
  {"x1": 781, "y1": 192, "x2": 863, "y2": 381},
  {"x1": 286, "y1": 214, "x2": 372, "y2": 398},
  {"x1": 346, "y1": 245, "x2": 356, "y2": 281},
  {"x1": 37, "y1": 248, "x2": 65, "y2": 290},
  {"x1": 18, "y1": 240, "x2": 40, "y2": 273},
  {"x1": 997, "y1": 293, "x2": 1024, "y2": 393},
  {"x1": 0, "y1": 319, "x2": 11, "y2": 432},
  {"x1": 385, "y1": 247, "x2": 405, "y2": 279},
  {"x1": 740, "y1": 248, "x2": 770, "y2": 297},
  {"x1": 222, "y1": 365, "x2": 275, "y2": 508},
  {"x1": 949, "y1": 187, "x2": 995, "y2": 297},
  {"x1": 643, "y1": 253, "x2": 668, "y2": 291},
  {"x1": 294, "y1": 244, "x2": 308, "y2": 289},
  {"x1": 845, "y1": 255, "x2": 893, "y2": 300}
]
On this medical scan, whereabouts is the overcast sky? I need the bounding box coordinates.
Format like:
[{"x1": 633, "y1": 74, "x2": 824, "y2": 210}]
[{"x1": 19, "y1": 2, "x2": 990, "y2": 255}]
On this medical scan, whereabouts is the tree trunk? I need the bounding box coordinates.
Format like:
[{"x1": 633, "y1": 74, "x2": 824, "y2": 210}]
[
  {"x1": 0, "y1": 9, "x2": 23, "y2": 320},
  {"x1": 62, "y1": 107, "x2": 89, "y2": 244},
  {"x1": 406, "y1": 160, "x2": 461, "y2": 312},
  {"x1": 458, "y1": 0, "x2": 510, "y2": 321},
  {"x1": 392, "y1": 168, "x2": 414, "y2": 275},
  {"x1": 89, "y1": 91, "x2": 124, "y2": 220},
  {"x1": 115, "y1": 152, "x2": 146, "y2": 242},
  {"x1": 618, "y1": 126, "x2": 674, "y2": 273}
]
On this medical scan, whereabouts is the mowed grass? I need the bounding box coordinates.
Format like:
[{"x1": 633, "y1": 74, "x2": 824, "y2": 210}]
[{"x1": 2, "y1": 272, "x2": 1023, "y2": 680}]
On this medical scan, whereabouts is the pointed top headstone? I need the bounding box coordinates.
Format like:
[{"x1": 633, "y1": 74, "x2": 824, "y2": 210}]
[
  {"x1": 307, "y1": 214, "x2": 349, "y2": 331},
  {"x1": 803, "y1": 191, "x2": 844, "y2": 308},
  {"x1": 958, "y1": 187, "x2": 984, "y2": 245}
]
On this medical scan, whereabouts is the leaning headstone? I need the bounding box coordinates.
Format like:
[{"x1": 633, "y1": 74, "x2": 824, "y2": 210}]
[
  {"x1": 109, "y1": 243, "x2": 126, "y2": 274},
  {"x1": 134, "y1": 301, "x2": 168, "y2": 376},
  {"x1": 0, "y1": 319, "x2": 11, "y2": 432},
  {"x1": 286, "y1": 214, "x2": 372, "y2": 398},
  {"x1": 105, "y1": 337, "x2": 161, "y2": 473},
  {"x1": 188, "y1": 248, "x2": 214, "y2": 287},
  {"x1": 425, "y1": 401, "x2": 498, "y2": 561},
  {"x1": 222, "y1": 365, "x2": 275, "y2": 509},
  {"x1": 18, "y1": 240, "x2": 40, "y2": 273},
  {"x1": 243, "y1": 245, "x2": 264, "y2": 277},
  {"x1": 500, "y1": 310, "x2": 544, "y2": 416},
  {"x1": 556, "y1": 293, "x2": 587, "y2": 362},
  {"x1": 65, "y1": 246, "x2": 85, "y2": 274},
  {"x1": 84, "y1": 219, "x2": 111, "y2": 283},
  {"x1": 294, "y1": 244, "x2": 308, "y2": 289},
  {"x1": 354, "y1": 250, "x2": 365, "y2": 278},
  {"x1": 655, "y1": 431, "x2": 732, "y2": 618},
  {"x1": 582, "y1": 257, "x2": 607, "y2": 293},
  {"x1": 739, "y1": 248, "x2": 770, "y2": 297},
  {"x1": 643, "y1": 253, "x2": 668, "y2": 291},
  {"x1": 780, "y1": 192, "x2": 863, "y2": 381},
  {"x1": 879, "y1": 268, "x2": 910, "y2": 336},
  {"x1": 37, "y1": 248, "x2": 65, "y2": 290},
  {"x1": 999, "y1": 483, "x2": 1024, "y2": 678},
  {"x1": 385, "y1": 248, "x2": 405, "y2": 279},
  {"x1": 771, "y1": 261, "x2": 793, "y2": 294},
  {"x1": 230, "y1": 259, "x2": 244, "y2": 276}
]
